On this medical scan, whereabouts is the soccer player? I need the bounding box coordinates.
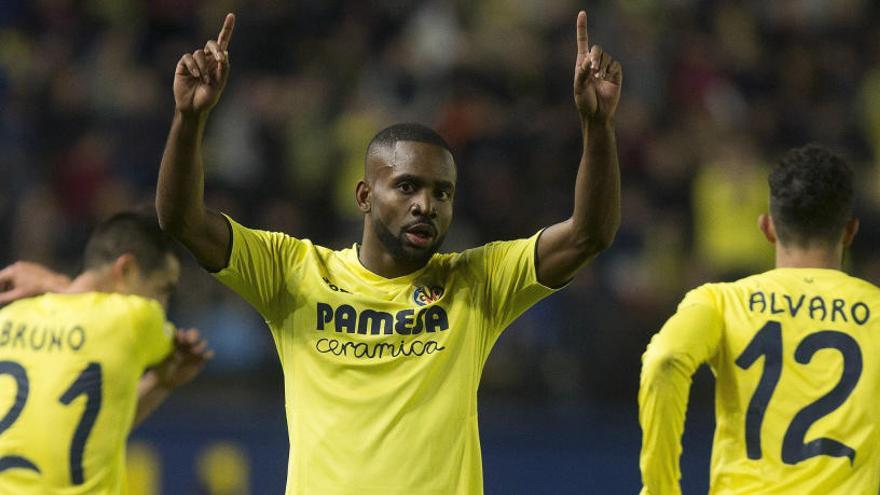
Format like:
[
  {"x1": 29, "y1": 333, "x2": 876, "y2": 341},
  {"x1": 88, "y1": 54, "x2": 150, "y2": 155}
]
[
  {"x1": 157, "y1": 10, "x2": 621, "y2": 494},
  {"x1": 0, "y1": 212, "x2": 212, "y2": 493},
  {"x1": 639, "y1": 145, "x2": 878, "y2": 494}
]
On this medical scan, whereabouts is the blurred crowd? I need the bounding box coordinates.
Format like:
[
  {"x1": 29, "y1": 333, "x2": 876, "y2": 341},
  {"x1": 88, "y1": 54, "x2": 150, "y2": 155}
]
[{"x1": 2, "y1": 0, "x2": 880, "y2": 405}]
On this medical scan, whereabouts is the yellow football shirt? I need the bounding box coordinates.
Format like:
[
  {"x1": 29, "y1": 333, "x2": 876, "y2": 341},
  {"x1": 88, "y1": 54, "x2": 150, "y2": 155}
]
[
  {"x1": 640, "y1": 268, "x2": 880, "y2": 494},
  {"x1": 0, "y1": 292, "x2": 172, "y2": 494},
  {"x1": 213, "y1": 216, "x2": 558, "y2": 494}
]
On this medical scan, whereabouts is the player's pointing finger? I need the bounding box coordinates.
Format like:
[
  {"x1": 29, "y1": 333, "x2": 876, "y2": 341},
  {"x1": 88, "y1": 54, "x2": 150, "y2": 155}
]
[
  {"x1": 205, "y1": 40, "x2": 224, "y2": 64},
  {"x1": 576, "y1": 11, "x2": 588, "y2": 56},
  {"x1": 217, "y1": 13, "x2": 235, "y2": 51}
]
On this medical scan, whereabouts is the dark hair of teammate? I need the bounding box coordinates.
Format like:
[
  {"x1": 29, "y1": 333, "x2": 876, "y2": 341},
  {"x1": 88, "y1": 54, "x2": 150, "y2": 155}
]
[
  {"x1": 84, "y1": 212, "x2": 178, "y2": 275},
  {"x1": 365, "y1": 123, "x2": 454, "y2": 164},
  {"x1": 768, "y1": 144, "x2": 854, "y2": 248}
]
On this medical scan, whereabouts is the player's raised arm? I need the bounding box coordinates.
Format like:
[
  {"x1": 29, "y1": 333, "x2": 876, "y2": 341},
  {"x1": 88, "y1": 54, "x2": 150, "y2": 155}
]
[
  {"x1": 156, "y1": 13, "x2": 236, "y2": 272},
  {"x1": 535, "y1": 10, "x2": 621, "y2": 288}
]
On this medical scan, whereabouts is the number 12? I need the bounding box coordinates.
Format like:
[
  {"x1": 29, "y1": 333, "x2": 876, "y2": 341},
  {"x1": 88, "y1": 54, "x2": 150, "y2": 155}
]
[{"x1": 735, "y1": 321, "x2": 861, "y2": 464}]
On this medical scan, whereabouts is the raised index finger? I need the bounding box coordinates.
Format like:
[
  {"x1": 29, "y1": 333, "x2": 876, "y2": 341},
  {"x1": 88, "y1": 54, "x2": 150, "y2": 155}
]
[
  {"x1": 217, "y1": 13, "x2": 236, "y2": 51},
  {"x1": 576, "y1": 10, "x2": 588, "y2": 56}
]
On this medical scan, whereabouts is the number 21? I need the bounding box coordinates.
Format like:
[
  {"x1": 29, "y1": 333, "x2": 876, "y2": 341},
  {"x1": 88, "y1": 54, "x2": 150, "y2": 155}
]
[
  {"x1": 0, "y1": 360, "x2": 103, "y2": 485},
  {"x1": 735, "y1": 321, "x2": 861, "y2": 464}
]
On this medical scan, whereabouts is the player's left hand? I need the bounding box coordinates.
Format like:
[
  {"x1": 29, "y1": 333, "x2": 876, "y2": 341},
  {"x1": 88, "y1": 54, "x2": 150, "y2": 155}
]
[
  {"x1": 174, "y1": 13, "x2": 235, "y2": 117},
  {"x1": 155, "y1": 328, "x2": 214, "y2": 389},
  {"x1": 573, "y1": 10, "x2": 622, "y2": 124},
  {"x1": 0, "y1": 261, "x2": 71, "y2": 305}
]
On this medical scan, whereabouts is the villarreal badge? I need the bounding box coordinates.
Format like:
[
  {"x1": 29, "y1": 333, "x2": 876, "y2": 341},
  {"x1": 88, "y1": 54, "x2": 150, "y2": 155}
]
[{"x1": 412, "y1": 286, "x2": 444, "y2": 306}]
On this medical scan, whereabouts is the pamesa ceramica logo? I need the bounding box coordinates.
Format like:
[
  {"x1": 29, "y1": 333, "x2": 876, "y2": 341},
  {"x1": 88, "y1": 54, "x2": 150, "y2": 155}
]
[{"x1": 412, "y1": 286, "x2": 444, "y2": 306}]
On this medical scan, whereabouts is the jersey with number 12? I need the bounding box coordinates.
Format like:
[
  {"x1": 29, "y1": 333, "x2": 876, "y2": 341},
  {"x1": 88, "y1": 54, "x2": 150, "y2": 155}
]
[
  {"x1": 0, "y1": 292, "x2": 172, "y2": 494},
  {"x1": 642, "y1": 268, "x2": 880, "y2": 494}
]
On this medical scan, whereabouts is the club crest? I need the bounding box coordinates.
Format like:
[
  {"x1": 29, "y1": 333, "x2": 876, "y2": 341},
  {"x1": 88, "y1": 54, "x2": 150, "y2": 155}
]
[{"x1": 413, "y1": 286, "x2": 444, "y2": 306}]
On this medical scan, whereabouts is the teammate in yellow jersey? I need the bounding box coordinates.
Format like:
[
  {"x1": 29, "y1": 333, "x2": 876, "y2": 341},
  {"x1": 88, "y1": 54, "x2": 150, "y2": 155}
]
[
  {"x1": 155, "y1": 10, "x2": 621, "y2": 495},
  {"x1": 0, "y1": 212, "x2": 213, "y2": 494},
  {"x1": 639, "y1": 145, "x2": 880, "y2": 494}
]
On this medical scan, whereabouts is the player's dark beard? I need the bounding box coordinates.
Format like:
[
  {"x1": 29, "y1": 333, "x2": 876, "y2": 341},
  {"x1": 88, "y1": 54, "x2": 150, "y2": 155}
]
[{"x1": 373, "y1": 216, "x2": 444, "y2": 266}]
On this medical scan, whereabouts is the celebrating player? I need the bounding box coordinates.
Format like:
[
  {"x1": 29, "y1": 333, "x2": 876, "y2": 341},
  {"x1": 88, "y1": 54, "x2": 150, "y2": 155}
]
[
  {"x1": 0, "y1": 212, "x2": 212, "y2": 493},
  {"x1": 639, "y1": 145, "x2": 878, "y2": 494},
  {"x1": 157, "y1": 10, "x2": 620, "y2": 493}
]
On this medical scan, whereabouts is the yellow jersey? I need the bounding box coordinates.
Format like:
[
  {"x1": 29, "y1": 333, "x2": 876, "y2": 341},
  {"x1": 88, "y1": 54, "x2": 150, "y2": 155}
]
[
  {"x1": 640, "y1": 268, "x2": 880, "y2": 494},
  {"x1": 0, "y1": 292, "x2": 172, "y2": 494},
  {"x1": 213, "y1": 216, "x2": 557, "y2": 494}
]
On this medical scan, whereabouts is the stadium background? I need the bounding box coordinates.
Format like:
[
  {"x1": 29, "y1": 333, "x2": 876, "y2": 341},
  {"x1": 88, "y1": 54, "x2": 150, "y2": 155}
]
[{"x1": 2, "y1": 0, "x2": 880, "y2": 492}]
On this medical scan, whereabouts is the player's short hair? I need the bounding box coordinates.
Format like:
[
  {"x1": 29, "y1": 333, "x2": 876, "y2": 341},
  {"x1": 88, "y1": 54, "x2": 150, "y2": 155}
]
[
  {"x1": 365, "y1": 123, "x2": 454, "y2": 162},
  {"x1": 769, "y1": 144, "x2": 854, "y2": 247},
  {"x1": 83, "y1": 212, "x2": 177, "y2": 275}
]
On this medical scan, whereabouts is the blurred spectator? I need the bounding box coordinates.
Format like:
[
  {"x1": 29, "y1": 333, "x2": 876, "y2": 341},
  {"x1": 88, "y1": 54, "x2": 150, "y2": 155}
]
[{"x1": 692, "y1": 135, "x2": 772, "y2": 279}]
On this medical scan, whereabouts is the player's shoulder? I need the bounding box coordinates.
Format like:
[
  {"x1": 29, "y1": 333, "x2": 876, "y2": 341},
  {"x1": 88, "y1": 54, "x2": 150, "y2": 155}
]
[
  {"x1": 0, "y1": 292, "x2": 165, "y2": 327},
  {"x1": 226, "y1": 214, "x2": 319, "y2": 251},
  {"x1": 66, "y1": 292, "x2": 166, "y2": 321},
  {"x1": 685, "y1": 269, "x2": 880, "y2": 308},
  {"x1": 685, "y1": 271, "x2": 797, "y2": 299},
  {"x1": 433, "y1": 244, "x2": 488, "y2": 274},
  {"x1": 312, "y1": 240, "x2": 341, "y2": 258},
  {"x1": 746, "y1": 268, "x2": 880, "y2": 295},
  {"x1": 3, "y1": 291, "x2": 152, "y2": 310},
  {"x1": 436, "y1": 234, "x2": 542, "y2": 278},
  {"x1": 675, "y1": 275, "x2": 764, "y2": 312},
  {"x1": 828, "y1": 272, "x2": 880, "y2": 313},
  {"x1": 835, "y1": 271, "x2": 880, "y2": 295},
  {"x1": 88, "y1": 293, "x2": 167, "y2": 322},
  {"x1": 0, "y1": 293, "x2": 42, "y2": 319},
  {"x1": 703, "y1": 270, "x2": 796, "y2": 293},
  {"x1": 682, "y1": 279, "x2": 737, "y2": 299},
  {"x1": 445, "y1": 233, "x2": 539, "y2": 263}
]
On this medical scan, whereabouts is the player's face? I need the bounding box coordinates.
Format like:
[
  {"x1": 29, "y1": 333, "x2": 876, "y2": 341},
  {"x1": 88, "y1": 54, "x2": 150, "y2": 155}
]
[
  {"x1": 370, "y1": 142, "x2": 456, "y2": 265},
  {"x1": 128, "y1": 254, "x2": 181, "y2": 309}
]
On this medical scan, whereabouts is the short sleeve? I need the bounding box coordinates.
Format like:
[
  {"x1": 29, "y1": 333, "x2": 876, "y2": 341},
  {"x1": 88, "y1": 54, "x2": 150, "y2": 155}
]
[
  {"x1": 478, "y1": 230, "x2": 559, "y2": 337},
  {"x1": 131, "y1": 299, "x2": 173, "y2": 369},
  {"x1": 212, "y1": 214, "x2": 310, "y2": 324}
]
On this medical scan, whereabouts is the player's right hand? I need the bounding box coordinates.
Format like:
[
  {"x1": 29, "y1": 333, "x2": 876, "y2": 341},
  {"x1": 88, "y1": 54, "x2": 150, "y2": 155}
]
[
  {"x1": 155, "y1": 328, "x2": 214, "y2": 389},
  {"x1": 174, "y1": 13, "x2": 235, "y2": 117}
]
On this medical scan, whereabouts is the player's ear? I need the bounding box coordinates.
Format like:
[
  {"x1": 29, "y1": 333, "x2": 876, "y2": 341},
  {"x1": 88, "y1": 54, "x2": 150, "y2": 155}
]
[
  {"x1": 842, "y1": 217, "x2": 859, "y2": 247},
  {"x1": 111, "y1": 254, "x2": 140, "y2": 283},
  {"x1": 758, "y1": 213, "x2": 777, "y2": 244},
  {"x1": 356, "y1": 179, "x2": 371, "y2": 213}
]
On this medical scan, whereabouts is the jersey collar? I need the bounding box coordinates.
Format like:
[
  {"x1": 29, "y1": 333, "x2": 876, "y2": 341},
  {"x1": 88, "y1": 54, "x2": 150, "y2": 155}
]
[{"x1": 344, "y1": 244, "x2": 432, "y2": 286}]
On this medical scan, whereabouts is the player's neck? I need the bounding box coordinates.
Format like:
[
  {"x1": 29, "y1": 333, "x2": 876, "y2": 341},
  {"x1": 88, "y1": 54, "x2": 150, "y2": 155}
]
[
  {"x1": 358, "y1": 234, "x2": 427, "y2": 279},
  {"x1": 65, "y1": 271, "x2": 114, "y2": 294},
  {"x1": 774, "y1": 244, "x2": 843, "y2": 271}
]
